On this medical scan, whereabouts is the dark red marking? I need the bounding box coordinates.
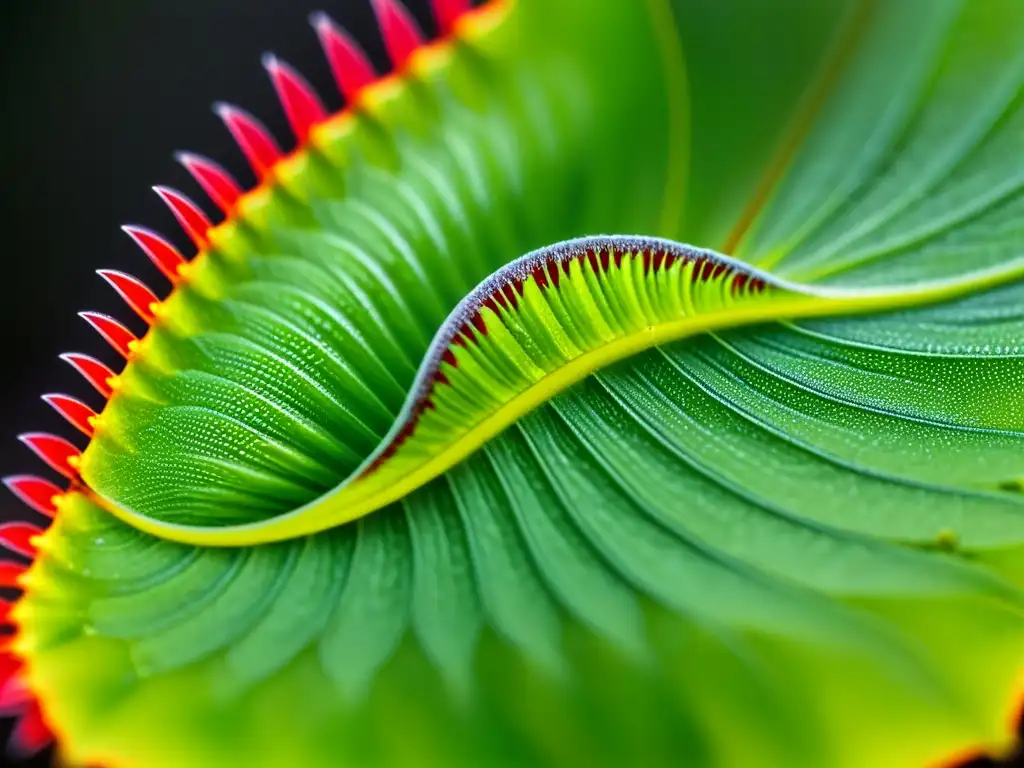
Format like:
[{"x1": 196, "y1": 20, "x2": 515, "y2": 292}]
[
  {"x1": 652, "y1": 250, "x2": 665, "y2": 272},
  {"x1": 585, "y1": 249, "x2": 599, "y2": 274},
  {"x1": 470, "y1": 310, "x2": 488, "y2": 335},
  {"x1": 733, "y1": 274, "x2": 749, "y2": 293},
  {"x1": 373, "y1": 0, "x2": 425, "y2": 70},
  {"x1": 18, "y1": 434, "x2": 80, "y2": 480},
  {"x1": 482, "y1": 296, "x2": 501, "y2": 316},
  {"x1": 122, "y1": 226, "x2": 186, "y2": 283},
  {"x1": 98, "y1": 270, "x2": 159, "y2": 324},
  {"x1": 176, "y1": 152, "x2": 243, "y2": 213},
  {"x1": 154, "y1": 186, "x2": 212, "y2": 250},
  {"x1": 215, "y1": 103, "x2": 283, "y2": 179},
  {"x1": 431, "y1": 0, "x2": 471, "y2": 34},
  {"x1": 433, "y1": 371, "x2": 450, "y2": 387},
  {"x1": 2, "y1": 476, "x2": 60, "y2": 518},
  {"x1": 750, "y1": 278, "x2": 766, "y2": 293},
  {"x1": 365, "y1": 398, "x2": 433, "y2": 473},
  {"x1": 641, "y1": 251, "x2": 653, "y2": 276},
  {"x1": 460, "y1": 326, "x2": 477, "y2": 346},
  {"x1": 0, "y1": 523, "x2": 42, "y2": 559},
  {"x1": 61, "y1": 354, "x2": 116, "y2": 399},
  {"x1": 9, "y1": 701, "x2": 53, "y2": 757},
  {"x1": 442, "y1": 349, "x2": 458, "y2": 367},
  {"x1": 312, "y1": 13, "x2": 378, "y2": 102},
  {"x1": 501, "y1": 283, "x2": 518, "y2": 309},
  {"x1": 546, "y1": 260, "x2": 561, "y2": 288},
  {"x1": 613, "y1": 250, "x2": 623, "y2": 268},
  {"x1": 531, "y1": 266, "x2": 548, "y2": 289},
  {"x1": 263, "y1": 55, "x2": 328, "y2": 144},
  {"x1": 599, "y1": 249, "x2": 611, "y2": 272},
  {"x1": 663, "y1": 252, "x2": 677, "y2": 270},
  {"x1": 42, "y1": 394, "x2": 96, "y2": 437},
  {"x1": 712, "y1": 263, "x2": 728, "y2": 279},
  {"x1": 79, "y1": 311, "x2": 137, "y2": 359}
]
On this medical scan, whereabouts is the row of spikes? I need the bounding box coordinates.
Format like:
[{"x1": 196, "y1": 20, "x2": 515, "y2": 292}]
[{"x1": 0, "y1": 0, "x2": 478, "y2": 756}]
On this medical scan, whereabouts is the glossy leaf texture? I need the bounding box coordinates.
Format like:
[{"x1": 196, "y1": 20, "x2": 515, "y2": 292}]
[{"x1": 8, "y1": 1, "x2": 1024, "y2": 767}]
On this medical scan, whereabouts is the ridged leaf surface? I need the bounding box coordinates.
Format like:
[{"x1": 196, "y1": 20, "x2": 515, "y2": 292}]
[{"x1": 11, "y1": 1, "x2": 1024, "y2": 767}]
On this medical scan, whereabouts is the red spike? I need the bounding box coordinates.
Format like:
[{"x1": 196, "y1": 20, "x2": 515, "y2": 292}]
[
  {"x1": 10, "y1": 701, "x2": 53, "y2": 757},
  {"x1": 60, "y1": 354, "x2": 116, "y2": 399},
  {"x1": 214, "y1": 102, "x2": 282, "y2": 179},
  {"x1": 372, "y1": 0, "x2": 425, "y2": 70},
  {"x1": 0, "y1": 523, "x2": 42, "y2": 559},
  {"x1": 3, "y1": 476, "x2": 60, "y2": 518},
  {"x1": 0, "y1": 671, "x2": 30, "y2": 713},
  {"x1": 175, "y1": 152, "x2": 243, "y2": 214},
  {"x1": 42, "y1": 394, "x2": 96, "y2": 437},
  {"x1": 311, "y1": 13, "x2": 378, "y2": 102},
  {"x1": 97, "y1": 270, "x2": 159, "y2": 323},
  {"x1": 122, "y1": 225, "x2": 186, "y2": 283},
  {"x1": 0, "y1": 653, "x2": 21, "y2": 711},
  {"x1": 263, "y1": 54, "x2": 327, "y2": 144},
  {"x1": 18, "y1": 434, "x2": 80, "y2": 480},
  {"x1": 153, "y1": 186, "x2": 212, "y2": 250},
  {"x1": 431, "y1": 0, "x2": 471, "y2": 35},
  {"x1": 0, "y1": 599, "x2": 11, "y2": 626},
  {"x1": 79, "y1": 311, "x2": 137, "y2": 359},
  {"x1": 0, "y1": 562, "x2": 26, "y2": 589}
]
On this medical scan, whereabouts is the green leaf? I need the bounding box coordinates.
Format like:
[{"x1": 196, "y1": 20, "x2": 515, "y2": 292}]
[{"x1": 11, "y1": 1, "x2": 1024, "y2": 767}]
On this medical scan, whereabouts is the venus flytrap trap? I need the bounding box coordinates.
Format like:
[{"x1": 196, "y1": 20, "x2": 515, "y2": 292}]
[{"x1": 1, "y1": 0, "x2": 1023, "y2": 767}]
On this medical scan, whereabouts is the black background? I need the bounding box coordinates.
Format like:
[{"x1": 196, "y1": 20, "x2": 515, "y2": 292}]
[{"x1": 0, "y1": 1, "x2": 1018, "y2": 766}]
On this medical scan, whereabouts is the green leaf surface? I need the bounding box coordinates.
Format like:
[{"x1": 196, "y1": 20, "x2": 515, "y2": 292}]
[{"x1": 12, "y1": 0, "x2": 1024, "y2": 767}]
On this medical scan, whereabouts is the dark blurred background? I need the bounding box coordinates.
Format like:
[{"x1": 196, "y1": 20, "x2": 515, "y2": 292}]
[{"x1": 0, "y1": 1, "x2": 1018, "y2": 766}]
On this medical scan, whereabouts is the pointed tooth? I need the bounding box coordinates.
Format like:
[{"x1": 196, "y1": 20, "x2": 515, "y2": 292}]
[
  {"x1": 97, "y1": 270, "x2": 159, "y2": 323},
  {"x1": 79, "y1": 311, "x2": 137, "y2": 359},
  {"x1": 0, "y1": 672, "x2": 30, "y2": 713},
  {"x1": 121, "y1": 225, "x2": 186, "y2": 282},
  {"x1": 42, "y1": 394, "x2": 96, "y2": 437},
  {"x1": 0, "y1": 653, "x2": 21, "y2": 707},
  {"x1": 372, "y1": 0, "x2": 425, "y2": 70},
  {"x1": 9, "y1": 701, "x2": 53, "y2": 757},
  {"x1": 214, "y1": 102, "x2": 282, "y2": 179},
  {"x1": 431, "y1": 0, "x2": 470, "y2": 35},
  {"x1": 18, "y1": 434, "x2": 80, "y2": 480},
  {"x1": 2, "y1": 476, "x2": 60, "y2": 518},
  {"x1": 310, "y1": 12, "x2": 377, "y2": 101},
  {"x1": 262, "y1": 54, "x2": 327, "y2": 144},
  {"x1": 175, "y1": 152, "x2": 243, "y2": 213},
  {"x1": 60, "y1": 353, "x2": 116, "y2": 398},
  {"x1": 0, "y1": 523, "x2": 42, "y2": 559},
  {"x1": 153, "y1": 186, "x2": 212, "y2": 250},
  {"x1": 0, "y1": 562, "x2": 27, "y2": 589}
]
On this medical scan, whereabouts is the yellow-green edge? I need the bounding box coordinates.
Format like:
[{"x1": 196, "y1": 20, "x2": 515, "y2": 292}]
[{"x1": 93, "y1": 254, "x2": 1024, "y2": 547}]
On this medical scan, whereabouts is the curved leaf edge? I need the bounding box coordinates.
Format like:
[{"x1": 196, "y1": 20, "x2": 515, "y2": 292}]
[{"x1": 83, "y1": 234, "x2": 1024, "y2": 546}]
